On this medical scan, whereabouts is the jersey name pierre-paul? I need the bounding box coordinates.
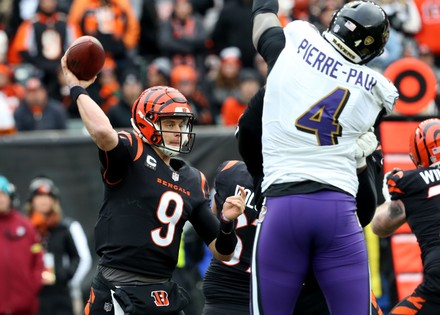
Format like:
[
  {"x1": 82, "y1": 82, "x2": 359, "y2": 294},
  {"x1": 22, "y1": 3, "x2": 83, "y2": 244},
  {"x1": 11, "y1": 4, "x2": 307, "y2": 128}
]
[{"x1": 297, "y1": 38, "x2": 377, "y2": 93}]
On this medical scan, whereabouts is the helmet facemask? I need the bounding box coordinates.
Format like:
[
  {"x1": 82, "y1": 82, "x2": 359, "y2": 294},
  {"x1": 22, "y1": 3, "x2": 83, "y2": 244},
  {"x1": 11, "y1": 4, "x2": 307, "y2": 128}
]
[{"x1": 152, "y1": 115, "x2": 196, "y2": 157}]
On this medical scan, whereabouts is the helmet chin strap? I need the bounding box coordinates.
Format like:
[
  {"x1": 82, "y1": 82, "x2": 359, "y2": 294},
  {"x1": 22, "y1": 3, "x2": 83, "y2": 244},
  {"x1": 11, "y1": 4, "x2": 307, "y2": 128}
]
[
  {"x1": 157, "y1": 145, "x2": 180, "y2": 157},
  {"x1": 131, "y1": 118, "x2": 149, "y2": 143}
]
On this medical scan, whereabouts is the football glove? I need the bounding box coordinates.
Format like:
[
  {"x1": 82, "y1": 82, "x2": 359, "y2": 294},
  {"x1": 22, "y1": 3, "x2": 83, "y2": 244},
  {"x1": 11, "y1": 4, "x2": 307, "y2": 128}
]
[
  {"x1": 382, "y1": 171, "x2": 392, "y2": 202},
  {"x1": 355, "y1": 129, "x2": 378, "y2": 168},
  {"x1": 382, "y1": 168, "x2": 402, "y2": 202}
]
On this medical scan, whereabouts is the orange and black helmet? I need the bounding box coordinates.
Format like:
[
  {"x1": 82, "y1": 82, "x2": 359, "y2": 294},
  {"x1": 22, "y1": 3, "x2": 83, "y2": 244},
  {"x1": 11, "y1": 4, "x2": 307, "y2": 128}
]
[
  {"x1": 409, "y1": 118, "x2": 440, "y2": 168},
  {"x1": 131, "y1": 86, "x2": 195, "y2": 156}
]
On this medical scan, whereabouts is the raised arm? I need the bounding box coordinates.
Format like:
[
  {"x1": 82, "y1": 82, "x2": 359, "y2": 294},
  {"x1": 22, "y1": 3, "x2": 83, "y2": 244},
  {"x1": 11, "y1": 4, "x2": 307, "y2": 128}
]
[
  {"x1": 60, "y1": 55, "x2": 118, "y2": 151},
  {"x1": 252, "y1": 0, "x2": 282, "y2": 50},
  {"x1": 208, "y1": 186, "x2": 246, "y2": 261}
]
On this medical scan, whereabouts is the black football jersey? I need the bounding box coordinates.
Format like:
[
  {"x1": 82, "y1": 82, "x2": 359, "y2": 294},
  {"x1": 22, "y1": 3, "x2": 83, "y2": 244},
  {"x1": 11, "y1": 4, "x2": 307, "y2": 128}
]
[
  {"x1": 389, "y1": 167, "x2": 440, "y2": 300},
  {"x1": 94, "y1": 131, "x2": 219, "y2": 279},
  {"x1": 203, "y1": 160, "x2": 258, "y2": 306}
]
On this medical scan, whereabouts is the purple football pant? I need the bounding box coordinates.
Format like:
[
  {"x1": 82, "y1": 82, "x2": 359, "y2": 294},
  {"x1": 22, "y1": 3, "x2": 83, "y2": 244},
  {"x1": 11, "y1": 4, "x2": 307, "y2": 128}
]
[{"x1": 251, "y1": 191, "x2": 370, "y2": 315}]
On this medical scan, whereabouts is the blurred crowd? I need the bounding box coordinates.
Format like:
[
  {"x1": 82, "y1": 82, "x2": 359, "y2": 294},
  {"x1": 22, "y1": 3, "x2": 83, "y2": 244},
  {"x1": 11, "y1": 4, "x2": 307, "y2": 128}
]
[{"x1": 0, "y1": 0, "x2": 439, "y2": 135}]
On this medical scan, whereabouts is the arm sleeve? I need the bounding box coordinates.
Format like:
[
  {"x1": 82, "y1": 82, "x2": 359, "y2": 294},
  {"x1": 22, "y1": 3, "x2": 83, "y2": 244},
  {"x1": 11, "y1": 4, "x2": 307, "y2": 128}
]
[
  {"x1": 251, "y1": 0, "x2": 279, "y2": 20},
  {"x1": 190, "y1": 203, "x2": 219, "y2": 246},
  {"x1": 237, "y1": 87, "x2": 264, "y2": 178},
  {"x1": 356, "y1": 156, "x2": 378, "y2": 227},
  {"x1": 99, "y1": 132, "x2": 133, "y2": 184}
]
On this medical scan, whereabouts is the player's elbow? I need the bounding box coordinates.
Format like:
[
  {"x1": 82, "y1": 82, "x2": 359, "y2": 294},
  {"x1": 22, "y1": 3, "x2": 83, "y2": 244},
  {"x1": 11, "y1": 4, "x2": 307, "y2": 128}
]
[
  {"x1": 252, "y1": 13, "x2": 281, "y2": 49},
  {"x1": 208, "y1": 239, "x2": 235, "y2": 261},
  {"x1": 371, "y1": 220, "x2": 392, "y2": 238}
]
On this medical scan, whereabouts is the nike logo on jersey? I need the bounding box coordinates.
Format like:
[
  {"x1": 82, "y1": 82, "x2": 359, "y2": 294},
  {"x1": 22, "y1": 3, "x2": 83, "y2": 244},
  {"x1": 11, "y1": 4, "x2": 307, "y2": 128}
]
[{"x1": 145, "y1": 155, "x2": 157, "y2": 170}]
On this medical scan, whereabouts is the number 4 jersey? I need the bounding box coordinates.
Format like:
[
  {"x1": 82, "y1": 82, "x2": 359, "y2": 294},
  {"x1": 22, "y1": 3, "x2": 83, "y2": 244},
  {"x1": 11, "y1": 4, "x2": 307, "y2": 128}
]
[
  {"x1": 260, "y1": 20, "x2": 399, "y2": 196},
  {"x1": 94, "y1": 131, "x2": 219, "y2": 279}
]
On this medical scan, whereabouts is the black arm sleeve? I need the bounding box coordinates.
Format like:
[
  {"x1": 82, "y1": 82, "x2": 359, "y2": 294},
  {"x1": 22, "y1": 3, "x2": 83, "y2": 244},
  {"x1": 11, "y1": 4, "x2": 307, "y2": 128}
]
[
  {"x1": 356, "y1": 155, "x2": 378, "y2": 227},
  {"x1": 214, "y1": 220, "x2": 237, "y2": 255},
  {"x1": 237, "y1": 87, "x2": 264, "y2": 178},
  {"x1": 237, "y1": 87, "x2": 266, "y2": 211},
  {"x1": 251, "y1": 0, "x2": 279, "y2": 20}
]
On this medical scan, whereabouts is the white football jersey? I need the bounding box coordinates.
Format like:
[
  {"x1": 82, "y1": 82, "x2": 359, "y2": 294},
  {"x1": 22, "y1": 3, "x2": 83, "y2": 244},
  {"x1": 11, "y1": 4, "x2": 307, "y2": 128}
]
[{"x1": 261, "y1": 20, "x2": 398, "y2": 196}]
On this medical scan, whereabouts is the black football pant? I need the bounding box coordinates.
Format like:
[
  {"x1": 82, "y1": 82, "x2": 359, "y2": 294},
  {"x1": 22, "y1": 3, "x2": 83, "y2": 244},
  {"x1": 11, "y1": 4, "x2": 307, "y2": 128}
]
[{"x1": 83, "y1": 274, "x2": 185, "y2": 315}]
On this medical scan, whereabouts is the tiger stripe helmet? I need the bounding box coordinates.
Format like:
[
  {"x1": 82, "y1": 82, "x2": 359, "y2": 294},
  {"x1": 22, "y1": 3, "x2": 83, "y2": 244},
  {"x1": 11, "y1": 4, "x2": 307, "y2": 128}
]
[
  {"x1": 409, "y1": 118, "x2": 440, "y2": 168},
  {"x1": 131, "y1": 86, "x2": 195, "y2": 156}
]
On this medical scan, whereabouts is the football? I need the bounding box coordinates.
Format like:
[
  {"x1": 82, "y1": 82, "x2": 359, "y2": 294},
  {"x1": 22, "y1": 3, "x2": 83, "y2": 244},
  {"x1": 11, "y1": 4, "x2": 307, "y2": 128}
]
[{"x1": 66, "y1": 36, "x2": 105, "y2": 81}]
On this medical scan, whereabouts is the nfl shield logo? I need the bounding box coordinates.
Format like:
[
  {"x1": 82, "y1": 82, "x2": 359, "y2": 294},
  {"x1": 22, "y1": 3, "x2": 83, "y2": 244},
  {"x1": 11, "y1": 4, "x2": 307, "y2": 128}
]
[
  {"x1": 172, "y1": 172, "x2": 179, "y2": 182},
  {"x1": 104, "y1": 302, "x2": 112, "y2": 312}
]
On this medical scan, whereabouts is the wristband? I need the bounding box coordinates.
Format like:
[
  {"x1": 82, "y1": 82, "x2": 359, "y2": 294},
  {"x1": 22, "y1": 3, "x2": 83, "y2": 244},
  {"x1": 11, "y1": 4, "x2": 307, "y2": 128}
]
[
  {"x1": 220, "y1": 211, "x2": 232, "y2": 223},
  {"x1": 70, "y1": 85, "x2": 89, "y2": 103},
  {"x1": 215, "y1": 223, "x2": 237, "y2": 255}
]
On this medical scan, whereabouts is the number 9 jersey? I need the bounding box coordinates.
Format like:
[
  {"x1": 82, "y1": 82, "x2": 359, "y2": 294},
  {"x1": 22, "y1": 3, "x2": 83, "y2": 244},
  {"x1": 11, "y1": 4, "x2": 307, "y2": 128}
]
[
  {"x1": 94, "y1": 131, "x2": 219, "y2": 279},
  {"x1": 261, "y1": 20, "x2": 398, "y2": 196}
]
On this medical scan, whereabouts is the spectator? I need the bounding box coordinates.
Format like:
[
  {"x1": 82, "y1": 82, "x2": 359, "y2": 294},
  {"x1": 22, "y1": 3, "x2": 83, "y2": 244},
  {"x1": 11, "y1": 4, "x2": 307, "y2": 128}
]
[
  {"x1": 220, "y1": 68, "x2": 260, "y2": 126},
  {"x1": 68, "y1": 0, "x2": 140, "y2": 78},
  {"x1": 158, "y1": 0, "x2": 209, "y2": 72},
  {"x1": 210, "y1": 0, "x2": 256, "y2": 68},
  {"x1": 310, "y1": 0, "x2": 343, "y2": 33},
  {"x1": 14, "y1": 77, "x2": 67, "y2": 131},
  {"x1": 108, "y1": 71, "x2": 143, "y2": 129},
  {"x1": 60, "y1": 55, "x2": 246, "y2": 315},
  {"x1": 68, "y1": 214, "x2": 92, "y2": 315},
  {"x1": 206, "y1": 46, "x2": 242, "y2": 122},
  {"x1": 0, "y1": 64, "x2": 24, "y2": 135},
  {"x1": 0, "y1": 175, "x2": 44, "y2": 315},
  {"x1": 146, "y1": 57, "x2": 172, "y2": 87},
  {"x1": 368, "y1": 0, "x2": 421, "y2": 71},
  {"x1": 170, "y1": 64, "x2": 214, "y2": 125},
  {"x1": 0, "y1": 20, "x2": 9, "y2": 64},
  {"x1": 0, "y1": 94, "x2": 16, "y2": 136},
  {"x1": 8, "y1": 0, "x2": 78, "y2": 96},
  {"x1": 25, "y1": 175, "x2": 81, "y2": 315},
  {"x1": 6, "y1": 0, "x2": 39, "y2": 40},
  {"x1": 417, "y1": 44, "x2": 440, "y2": 114},
  {"x1": 94, "y1": 57, "x2": 121, "y2": 114},
  {"x1": 137, "y1": 0, "x2": 161, "y2": 62},
  {"x1": 372, "y1": 118, "x2": 440, "y2": 314}
]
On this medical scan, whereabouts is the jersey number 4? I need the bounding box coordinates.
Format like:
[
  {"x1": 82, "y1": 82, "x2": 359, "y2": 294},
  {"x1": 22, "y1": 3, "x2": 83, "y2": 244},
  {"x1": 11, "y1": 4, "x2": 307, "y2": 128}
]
[{"x1": 295, "y1": 87, "x2": 350, "y2": 146}]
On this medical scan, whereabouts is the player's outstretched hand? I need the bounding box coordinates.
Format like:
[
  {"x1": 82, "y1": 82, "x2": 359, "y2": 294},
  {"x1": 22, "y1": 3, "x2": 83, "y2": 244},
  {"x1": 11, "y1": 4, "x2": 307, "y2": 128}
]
[
  {"x1": 222, "y1": 186, "x2": 246, "y2": 221},
  {"x1": 61, "y1": 54, "x2": 96, "y2": 89}
]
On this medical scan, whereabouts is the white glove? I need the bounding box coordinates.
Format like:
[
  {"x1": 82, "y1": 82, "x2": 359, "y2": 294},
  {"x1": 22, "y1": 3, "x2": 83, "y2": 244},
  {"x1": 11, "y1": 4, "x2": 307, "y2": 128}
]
[
  {"x1": 382, "y1": 171, "x2": 392, "y2": 202},
  {"x1": 355, "y1": 129, "x2": 378, "y2": 168}
]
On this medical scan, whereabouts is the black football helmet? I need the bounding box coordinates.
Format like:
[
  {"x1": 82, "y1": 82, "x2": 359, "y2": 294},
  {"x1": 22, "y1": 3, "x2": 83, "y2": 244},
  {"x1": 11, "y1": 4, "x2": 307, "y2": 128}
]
[{"x1": 323, "y1": 1, "x2": 390, "y2": 64}]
